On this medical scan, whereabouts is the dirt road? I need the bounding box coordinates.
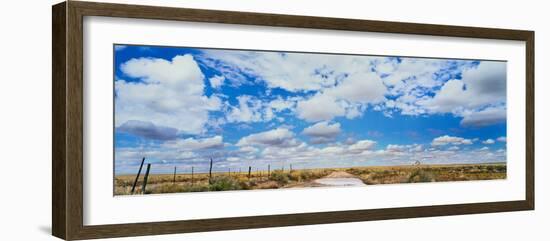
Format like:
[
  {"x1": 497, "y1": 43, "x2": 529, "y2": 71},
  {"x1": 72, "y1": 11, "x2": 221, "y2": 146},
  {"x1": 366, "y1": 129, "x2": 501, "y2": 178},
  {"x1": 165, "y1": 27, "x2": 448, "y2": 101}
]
[{"x1": 313, "y1": 171, "x2": 367, "y2": 187}]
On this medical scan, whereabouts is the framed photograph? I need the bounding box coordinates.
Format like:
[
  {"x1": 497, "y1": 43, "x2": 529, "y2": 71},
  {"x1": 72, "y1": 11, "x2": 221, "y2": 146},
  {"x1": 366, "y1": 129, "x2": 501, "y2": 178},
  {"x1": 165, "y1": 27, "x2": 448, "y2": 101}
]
[{"x1": 52, "y1": 1, "x2": 534, "y2": 240}]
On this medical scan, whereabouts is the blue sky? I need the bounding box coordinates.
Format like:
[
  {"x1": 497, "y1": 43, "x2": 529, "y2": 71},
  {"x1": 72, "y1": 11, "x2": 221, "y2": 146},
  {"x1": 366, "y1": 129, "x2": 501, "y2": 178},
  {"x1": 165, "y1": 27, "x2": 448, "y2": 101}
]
[{"x1": 114, "y1": 44, "x2": 507, "y2": 175}]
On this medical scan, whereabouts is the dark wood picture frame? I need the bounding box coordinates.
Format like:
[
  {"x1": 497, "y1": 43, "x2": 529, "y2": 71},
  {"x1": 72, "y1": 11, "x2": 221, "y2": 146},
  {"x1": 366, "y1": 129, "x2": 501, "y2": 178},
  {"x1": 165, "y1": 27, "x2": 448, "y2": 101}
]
[{"x1": 52, "y1": 1, "x2": 535, "y2": 240}]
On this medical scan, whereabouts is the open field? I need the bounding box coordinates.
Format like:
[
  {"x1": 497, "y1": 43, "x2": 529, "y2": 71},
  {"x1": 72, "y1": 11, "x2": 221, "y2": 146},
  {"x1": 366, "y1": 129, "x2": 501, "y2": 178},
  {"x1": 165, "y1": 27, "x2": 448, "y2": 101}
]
[{"x1": 114, "y1": 163, "x2": 506, "y2": 195}]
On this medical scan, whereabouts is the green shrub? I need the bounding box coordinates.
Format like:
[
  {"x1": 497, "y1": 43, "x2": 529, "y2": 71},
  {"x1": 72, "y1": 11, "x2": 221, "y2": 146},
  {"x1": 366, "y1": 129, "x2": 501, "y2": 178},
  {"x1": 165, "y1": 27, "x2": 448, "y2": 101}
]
[
  {"x1": 148, "y1": 183, "x2": 210, "y2": 193},
  {"x1": 408, "y1": 169, "x2": 435, "y2": 183},
  {"x1": 270, "y1": 170, "x2": 290, "y2": 185},
  {"x1": 298, "y1": 171, "x2": 310, "y2": 181},
  {"x1": 209, "y1": 176, "x2": 242, "y2": 191},
  {"x1": 289, "y1": 171, "x2": 302, "y2": 181}
]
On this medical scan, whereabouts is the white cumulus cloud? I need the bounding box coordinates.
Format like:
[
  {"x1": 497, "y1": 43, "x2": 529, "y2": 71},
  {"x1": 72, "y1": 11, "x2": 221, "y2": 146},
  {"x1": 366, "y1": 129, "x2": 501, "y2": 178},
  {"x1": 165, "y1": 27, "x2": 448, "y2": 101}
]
[
  {"x1": 115, "y1": 55, "x2": 221, "y2": 135},
  {"x1": 117, "y1": 120, "x2": 178, "y2": 140},
  {"x1": 420, "y1": 62, "x2": 506, "y2": 126},
  {"x1": 431, "y1": 135, "x2": 474, "y2": 146},
  {"x1": 296, "y1": 94, "x2": 346, "y2": 122},
  {"x1": 162, "y1": 136, "x2": 224, "y2": 151},
  {"x1": 482, "y1": 139, "x2": 496, "y2": 144},
  {"x1": 422, "y1": 62, "x2": 506, "y2": 113},
  {"x1": 460, "y1": 106, "x2": 506, "y2": 127},
  {"x1": 199, "y1": 50, "x2": 358, "y2": 92},
  {"x1": 237, "y1": 128, "x2": 299, "y2": 147},
  {"x1": 324, "y1": 72, "x2": 386, "y2": 104},
  {"x1": 226, "y1": 95, "x2": 264, "y2": 123},
  {"x1": 209, "y1": 75, "x2": 225, "y2": 89},
  {"x1": 302, "y1": 121, "x2": 341, "y2": 144},
  {"x1": 348, "y1": 140, "x2": 377, "y2": 153},
  {"x1": 302, "y1": 121, "x2": 341, "y2": 137}
]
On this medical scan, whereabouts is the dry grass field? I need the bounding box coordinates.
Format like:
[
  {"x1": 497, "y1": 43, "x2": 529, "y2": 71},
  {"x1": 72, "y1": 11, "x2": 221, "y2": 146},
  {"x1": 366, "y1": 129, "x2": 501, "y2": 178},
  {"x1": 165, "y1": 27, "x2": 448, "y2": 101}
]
[{"x1": 114, "y1": 163, "x2": 506, "y2": 195}]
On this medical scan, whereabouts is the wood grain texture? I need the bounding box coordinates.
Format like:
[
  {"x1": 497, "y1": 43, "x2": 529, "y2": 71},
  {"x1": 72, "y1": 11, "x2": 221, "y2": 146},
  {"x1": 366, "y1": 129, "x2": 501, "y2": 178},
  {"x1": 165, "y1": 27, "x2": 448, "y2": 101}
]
[
  {"x1": 525, "y1": 32, "x2": 535, "y2": 209},
  {"x1": 66, "y1": 2, "x2": 85, "y2": 240},
  {"x1": 52, "y1": 2, "x2": 67, "y2": 240},
  {"x1": 51, "y1": 1, "x2": 535, "y2": 240},
  {"x1": 73, "y1": 201, "x2": 531, "y2": 240},
  {"x1": 72, "y1": 1, "x2": 532, "y2": 40}
]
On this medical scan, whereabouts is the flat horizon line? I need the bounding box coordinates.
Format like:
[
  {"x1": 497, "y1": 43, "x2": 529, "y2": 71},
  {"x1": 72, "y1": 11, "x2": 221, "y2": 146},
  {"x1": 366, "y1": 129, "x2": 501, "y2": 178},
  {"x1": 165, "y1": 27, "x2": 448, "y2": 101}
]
[{"x1": 114, "y1": 161, "x2": 506, "y2": 176}]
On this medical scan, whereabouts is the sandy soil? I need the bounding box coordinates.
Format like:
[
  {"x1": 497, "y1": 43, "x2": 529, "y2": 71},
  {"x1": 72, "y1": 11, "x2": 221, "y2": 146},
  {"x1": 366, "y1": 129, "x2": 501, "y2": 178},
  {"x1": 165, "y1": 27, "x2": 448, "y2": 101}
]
[
  {"x1": 289, "y1": 171, "x2": 366, "y2": 188},
  {"x1": 323, "y1": 171, "x2": 357, "y2": 178}
]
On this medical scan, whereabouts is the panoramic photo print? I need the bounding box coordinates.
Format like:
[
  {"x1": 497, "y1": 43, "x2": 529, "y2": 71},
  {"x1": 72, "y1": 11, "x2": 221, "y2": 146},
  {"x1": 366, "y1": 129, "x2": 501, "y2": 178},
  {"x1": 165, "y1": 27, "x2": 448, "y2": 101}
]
[{"x1": 113, "y1": 44, "x2": 507, "y2": 195}]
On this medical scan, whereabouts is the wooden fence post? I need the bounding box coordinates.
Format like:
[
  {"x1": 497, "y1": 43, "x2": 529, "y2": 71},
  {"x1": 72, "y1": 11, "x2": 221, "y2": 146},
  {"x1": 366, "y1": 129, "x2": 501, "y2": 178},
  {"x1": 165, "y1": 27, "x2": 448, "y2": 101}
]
[
  {"x1": 248, "y1": 166, "x2": 252, "y2": 180},
  {"x1": 290, "y1": 164, "x2": 293, "y2": 172},
  {"x1": 268, "y1": 164, "x2": 270, "y2": 178},
  {"x1": 141, "y1": 163, "x2": 151, "y2": 194},
  {"x1": 131, "y1": 157, "x2": 145, "y2": 194},
  {"x1": 173, "y1": 166, "x2": 177, "y2": 184},
  {"x1": 191, "y1": 166, "x2": 194, "y2": 185},
  {"x1": 209, "y1": 158, "x2": 213, "y2": 184}
]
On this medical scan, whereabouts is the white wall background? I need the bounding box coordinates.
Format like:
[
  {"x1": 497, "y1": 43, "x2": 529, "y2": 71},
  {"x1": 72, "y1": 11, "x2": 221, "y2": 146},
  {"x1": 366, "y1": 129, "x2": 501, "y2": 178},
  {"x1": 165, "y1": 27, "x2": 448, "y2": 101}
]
[{"x1": 0, "y1": 0, "x2": 547, "y2": 240}]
